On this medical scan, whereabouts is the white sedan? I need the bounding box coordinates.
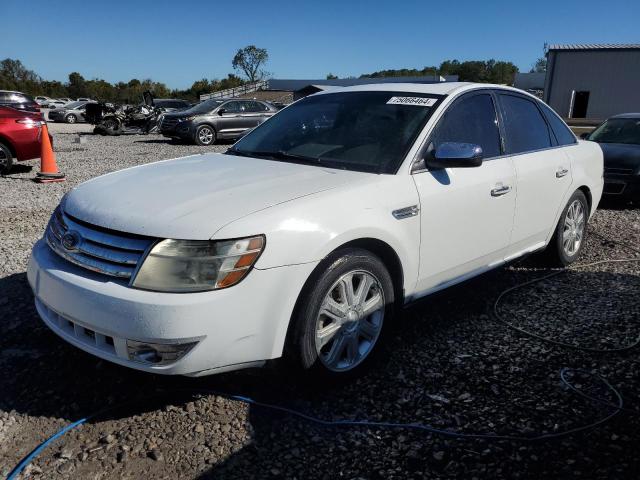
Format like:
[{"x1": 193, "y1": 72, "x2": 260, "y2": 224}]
[{"x1": 28, "y1": 83, "x2": 603, "y2": 378}]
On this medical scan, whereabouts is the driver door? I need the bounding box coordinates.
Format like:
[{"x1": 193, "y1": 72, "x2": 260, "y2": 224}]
[{"x1": 412, "y1": 91, "x2": 517, "y2": 296}]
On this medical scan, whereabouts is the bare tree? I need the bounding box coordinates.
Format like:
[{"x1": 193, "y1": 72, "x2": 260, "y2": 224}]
[{"x1": 232, "y1": 46, "x2": 269, "y2": 83}]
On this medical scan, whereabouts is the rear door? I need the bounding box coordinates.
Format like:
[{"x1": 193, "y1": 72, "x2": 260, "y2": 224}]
[
  {"x1": 496, "y1": 92, "x2": 573, "y2": 259},
  {"x1": 218, "y1": 101, "x2": 253, "y2": 137},
  {"x1": 413, "y1": 91, "x2": 517, "y2": 295}
]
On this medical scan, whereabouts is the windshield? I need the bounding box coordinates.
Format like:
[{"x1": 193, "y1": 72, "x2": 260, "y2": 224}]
[
  {"x1": 230, "y1": 91, "x2": 442, "y2": 173},
  {"x1": 65, "y1": 101, "x2": 85, "y2": 109},
  {"x1": 182, "y1": 99, "x2": 223, "y2": 115},
  {"x1": 589, "y1": 118, "x2": 640, "y2": 145}
]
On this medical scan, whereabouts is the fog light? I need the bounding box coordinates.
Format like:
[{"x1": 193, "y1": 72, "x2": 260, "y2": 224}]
[{"x1": 126, "y1": 339, "x2": 198, "y2": 365}]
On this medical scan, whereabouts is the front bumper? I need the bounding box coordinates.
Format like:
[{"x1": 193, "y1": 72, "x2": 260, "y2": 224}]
[
  {"x1": 160, "y1": 120, "x2": 195, "y2": 140},
  {"x1": 28, "y1": 239, "x2": 317, "y2": 376},
  {"x1": 603, "y1": 172, "x2": 640, "y2": 199}
]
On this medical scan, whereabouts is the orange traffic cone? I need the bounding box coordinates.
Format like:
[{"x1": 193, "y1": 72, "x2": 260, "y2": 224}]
[{"x1": 34, "y1": 123, "x2": 65, "y2": 183}]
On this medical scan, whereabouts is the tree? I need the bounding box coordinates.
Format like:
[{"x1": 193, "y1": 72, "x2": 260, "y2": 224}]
[
  {"x1": 530, "y1": 57, "x2": 547, "y2": 73},
  {"x1": 326, "y1": 73, "x2": 338, "y2": 79},
  {"x1": 529, "y1": 43, "x2": 548, "y2": 73},
  {"x1": 232, "y1": 45, "x2": 269, "y2": 82},
  {"x1": 67, "y1": 72, "x2": 87, "y2": 99}
]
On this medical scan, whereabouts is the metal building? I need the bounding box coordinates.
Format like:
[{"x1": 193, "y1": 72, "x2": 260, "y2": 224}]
[{"x1": 543, "y1": 44, "x2": 640, "y2": 121}]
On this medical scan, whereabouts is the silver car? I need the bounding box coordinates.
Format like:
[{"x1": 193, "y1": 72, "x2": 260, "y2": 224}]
[{"x1": 47, "y1": 101, "x2": 94, "y2": 123}]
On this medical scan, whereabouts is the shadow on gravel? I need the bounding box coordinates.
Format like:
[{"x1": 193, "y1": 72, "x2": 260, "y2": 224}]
[
  {"x1": 2, "y1": 261, "x2": 640, "y2": 478},
  {"x1": 1, "y1": 164, "x2": 34, "y2": 178}
]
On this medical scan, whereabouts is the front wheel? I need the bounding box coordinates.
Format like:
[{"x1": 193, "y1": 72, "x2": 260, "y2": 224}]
[
  {"x1": 543, "y1": 190, "x2": 589, "y2": 267},
  {"x1": 287, "y1": 248, "x2": 394, "y2": 379},
  {"x1": 65, "y1": 114, "x2": 77, "y2": 124},
  {"x1": 194, "y1": 125, "x2": 216, "y2": 146}
]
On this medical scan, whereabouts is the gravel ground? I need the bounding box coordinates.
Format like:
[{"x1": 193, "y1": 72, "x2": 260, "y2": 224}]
[{"x1": 1, "y1": 124, "x2": 639, "y2": 479}]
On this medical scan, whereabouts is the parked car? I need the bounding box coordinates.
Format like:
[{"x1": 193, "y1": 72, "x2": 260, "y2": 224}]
[
  {"x1": 28, "y1": 83, "x2": 603, "y2": 378},
  {"x1": 48, "y1": 101, "x2": 94, "y2": 123},
  {"x1": 0, "y1": 90, "x2": 40, "y2": 113},
  {"x1": 58, "y1": 97, "x2": 74, "y2": 103},
  {"x1": 160, "y1": 98, "x2": 278, "y2": 145},
  {"x1": 47, "y1": 99, "x2": 69, "y2": 109},
  {"x1": 153, "y1": 98, "x2": 191, "y2": 112},
  {"x1": 583, "y1": 113, "x2": 640, "y2": 201},
  {"x1": 77, "y1": 97, "x2": 93, "y2": 102},
  {"x1": 35, "y1": 96, "x2": 54, "y2": 107},
  {"x1": 0, "y1": 106, "x2": 49, "y2": 174}
]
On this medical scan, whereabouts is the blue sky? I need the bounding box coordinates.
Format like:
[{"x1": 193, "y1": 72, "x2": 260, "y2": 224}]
[{"x1": 2, "y1": 0, "x2": 639, "y2": 89}]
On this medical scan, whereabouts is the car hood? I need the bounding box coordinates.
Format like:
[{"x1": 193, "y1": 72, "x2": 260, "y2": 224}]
[
  {"x1": 64, "y1": 153, "x2": 365, "y2": 239},
  {"x1": 600, "y1": 143, "x2": 640, "y2": 171}
]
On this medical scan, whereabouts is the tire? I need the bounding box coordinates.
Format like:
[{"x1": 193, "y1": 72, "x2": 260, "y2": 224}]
[
  {"x1": 65, "y1": 114, "x2": 77, "y2": 124},
  {"x1": 96, "y1": 118, "x2": 121, "y2": 136},
  {"x1": 0, "y1": 142, "x2": 14, "y2": 175},
  {"x1": 194, "y1": 125, "x2": 216, "y2": 146},
  {"x1": 542, "y1": 190, "x2": 589, "y2": 267},
  {"x1": 286, "y1": 248, "x2": 395, "y2": 379}
]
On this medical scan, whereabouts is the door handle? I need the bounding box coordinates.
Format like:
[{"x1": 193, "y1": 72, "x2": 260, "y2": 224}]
[
  {"x1": 556, "y1": 167, "x2": 569, "y2": 178},
  {"x1": 491, "y1": 185, "x2": 512, "y2": 197}
]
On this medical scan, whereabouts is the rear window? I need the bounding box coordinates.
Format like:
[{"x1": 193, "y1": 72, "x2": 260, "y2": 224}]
[
  {"x1": 0, "y1": 92, "x2": 34, "y2": 104},
  {"x1": 499, "y1": 94, "x2": 552, "y2": 154}
]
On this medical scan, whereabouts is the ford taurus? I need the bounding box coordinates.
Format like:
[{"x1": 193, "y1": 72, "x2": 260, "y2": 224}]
[{"x1": 28, "y1": 83, "x2": 603, "y2": 378}]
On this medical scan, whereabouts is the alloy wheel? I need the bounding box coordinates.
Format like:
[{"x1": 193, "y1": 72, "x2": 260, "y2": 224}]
[
  {"x1": 315, "y1": 270, "x2": 385, "y2": 372},
  {"x1": 562, "y1": 199, "x2": 585, "y2": 256},
  {"x1": 198, "y1": 127, "x2": 214, "y2": 145}
]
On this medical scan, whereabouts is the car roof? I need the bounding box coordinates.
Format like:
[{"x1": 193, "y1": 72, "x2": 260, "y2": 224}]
[
  {"x1": 610, "y1": 112, "x2": 640, "y2": 119},
  {"x1": 313, "y1": 82, "x2": 534, "y2": 98}
]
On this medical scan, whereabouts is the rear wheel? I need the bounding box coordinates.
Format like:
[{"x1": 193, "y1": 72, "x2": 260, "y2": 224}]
[
  {"x1": 0, "y1": 143, "x2": 14, "y2": 175},
  {"x1": 287, "y1": 248, "x2": 394, "y2": 379},
  {"x1": 65, "y1": 114, "x2": 77, "y2": 124},
  {"x1": 194, "y1": 125, "x2": 216, "y2": 146},
  {"x1": 542, "y1": 190, "x2": 589, "y2": 267}
]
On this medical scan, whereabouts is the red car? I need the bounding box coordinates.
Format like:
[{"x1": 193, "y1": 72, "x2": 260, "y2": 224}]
[{"x1": 0, "y1": 106, "x2": 49, "y2": 174}]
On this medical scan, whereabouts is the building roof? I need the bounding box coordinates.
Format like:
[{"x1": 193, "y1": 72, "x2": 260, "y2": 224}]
[
  {"x1": 513, "y1": 72, "x2": 546, "y2": 90},
  {"x1": 267, "y1": 76, "x2": 458, "y2": 91},
  {"x1": 548, "y1": 43, "x2": 640, "y2": 51}
]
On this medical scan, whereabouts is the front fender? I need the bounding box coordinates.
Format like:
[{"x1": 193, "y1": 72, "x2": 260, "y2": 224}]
[{"x1": 213, "y1": 174, "x2": 422, "y2": 298}]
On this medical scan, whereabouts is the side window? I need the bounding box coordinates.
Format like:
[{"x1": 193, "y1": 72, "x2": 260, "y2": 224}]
[
  {"x1": 538, "y1": 102, "x2": 577, "y2": 146},
  {"x1": 499, "y1": 94, "x2": 552, "y2": 154},
  {"x1": 222, "y1": 101, "x2": 240, "y2": 113},
  {"x1": 245, "y1": 101, "x2": 265, "y2": 112},
  {"x1": 431, "y1": 93, "x2": 502, "y2": 158}
]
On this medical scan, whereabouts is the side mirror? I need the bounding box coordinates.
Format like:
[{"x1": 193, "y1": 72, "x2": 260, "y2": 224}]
[
  {"x1": 218, "y1": 108, "x2": 226, "y2": 115},
  {"x1": 426, "y1": 142, "x2": 483, "y2": 169},
  {"x1": 580, "y1": 132, "x2": 591, "y2": 140}
]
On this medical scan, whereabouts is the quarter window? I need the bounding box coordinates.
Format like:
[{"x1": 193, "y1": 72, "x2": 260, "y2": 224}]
[
  {"x1": 431, "y1": 94, "x2": 501, "y2": 158},
  {"x1": 499, "y1": 94, "x2": 552, "y2": 154},
  {"x1": 538, "y1": 102, "x2": 577, "y2": 146}
]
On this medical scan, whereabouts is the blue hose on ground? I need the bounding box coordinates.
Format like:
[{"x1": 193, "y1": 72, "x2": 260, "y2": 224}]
[
  {"x1": 6, "y1": 232, "x2": 639, "y2": 479},
  {"x1": 4, "y1": 368, "x2": 629, "y2": 480}
]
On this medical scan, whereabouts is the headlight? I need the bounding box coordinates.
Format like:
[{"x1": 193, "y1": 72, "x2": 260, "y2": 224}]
[
  {"x1": 131, "y1": 235, "x2": 265, "y2": 292},
  {"x1": 181, "y1": 116, "x2": 196, "y2": 121}
]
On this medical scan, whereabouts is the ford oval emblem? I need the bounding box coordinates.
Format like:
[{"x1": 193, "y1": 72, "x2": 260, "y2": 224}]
[{"x1": 61, "y1": 231, "x2": 82, "y2": 251}]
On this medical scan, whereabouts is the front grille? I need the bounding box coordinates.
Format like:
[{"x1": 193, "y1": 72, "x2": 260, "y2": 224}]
[
  {"x1": 604, "y1": 167, "x2": 634, "y2": 176},
  {"x1": 161, "y1": 117, "x2": 179, "y2": 130},
  {"x1": 45, "y1": 208, "x2": 154, "y2": 280}
]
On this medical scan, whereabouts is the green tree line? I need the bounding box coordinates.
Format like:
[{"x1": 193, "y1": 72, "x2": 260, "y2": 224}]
[
  {"x1": 0, "y1": 58, "x2": 245, "y2": 103},
  {"x1": 362, "y1": 59, "x2": 519, "y2": 84}
]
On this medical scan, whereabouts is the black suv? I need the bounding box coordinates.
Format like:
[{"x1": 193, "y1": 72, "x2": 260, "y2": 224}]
[
  {"x1": 0, "y1": 90, "x2": 40, "y2": 113},
  {"x1": 160, "y1": 98, "x2": 278, "y2": 145}
]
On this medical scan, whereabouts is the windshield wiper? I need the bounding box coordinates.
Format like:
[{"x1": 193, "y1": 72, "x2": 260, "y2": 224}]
[{"x1": 227, "y1": 148, "x2": 319, "y2": 164}]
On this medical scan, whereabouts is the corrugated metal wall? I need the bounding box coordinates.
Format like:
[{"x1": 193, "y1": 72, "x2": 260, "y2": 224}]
[{"x1": 543, "y1": 49, "x2": 640, "y2": 120}]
